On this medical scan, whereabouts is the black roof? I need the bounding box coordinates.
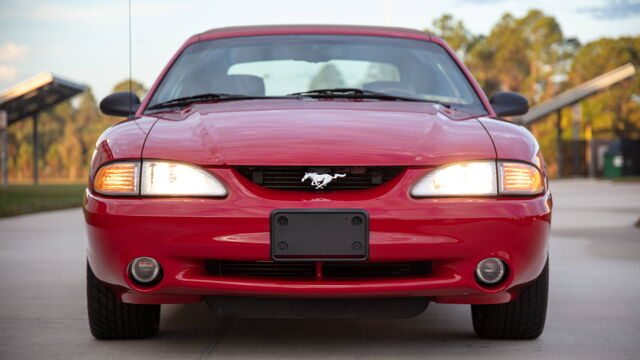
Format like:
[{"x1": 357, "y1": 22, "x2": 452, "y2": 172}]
[{"x1": 0, "y1": 72, "x2": 85, "y2": 125}]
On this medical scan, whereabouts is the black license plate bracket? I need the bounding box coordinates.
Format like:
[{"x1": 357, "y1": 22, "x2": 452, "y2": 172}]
[{"x1": 270, "y1": 209, "x2": 369, "y2": 262}]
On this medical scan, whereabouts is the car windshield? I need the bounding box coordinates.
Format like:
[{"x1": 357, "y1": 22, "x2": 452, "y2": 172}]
[{"x1": 148, "y1": 34, "x2": 486, "y2": 114}]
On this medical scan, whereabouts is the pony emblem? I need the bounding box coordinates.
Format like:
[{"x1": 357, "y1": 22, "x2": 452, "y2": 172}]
[{"x1": 301, "y1": 172, "x2": 346, "y2": 189}]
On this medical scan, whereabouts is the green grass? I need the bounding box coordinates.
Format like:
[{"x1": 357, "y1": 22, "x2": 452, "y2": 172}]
[
  {"x1": 0, "y1": 184, "x2": 86, "y2": 218},
  {"x1": 609, "y1": 176, "x2": 640, "y2": 182}
]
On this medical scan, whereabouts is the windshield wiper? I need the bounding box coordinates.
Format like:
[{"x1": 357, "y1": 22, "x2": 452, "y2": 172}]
[
  {"x1": 287, "y1": 88, "x2": 451, "y2": 107},
  {"x1": 146, "y1": 93, "x2": 301, "y2": 111}
]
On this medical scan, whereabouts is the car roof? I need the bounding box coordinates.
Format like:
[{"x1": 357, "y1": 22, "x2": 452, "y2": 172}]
[
  {"x1": 194, "y1": 25, "x2": 438, "y2": 44},
  {"x1": 201, "y1": 24, "x2": 429, "y2": 36}
]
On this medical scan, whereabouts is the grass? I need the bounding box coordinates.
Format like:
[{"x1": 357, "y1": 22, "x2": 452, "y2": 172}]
[
  {"x1": 610, "y1": 176, "x2": 640, "y2": 182},
  {"x1": 0, "y1": 184, "x2": 86, "y2": 218}
]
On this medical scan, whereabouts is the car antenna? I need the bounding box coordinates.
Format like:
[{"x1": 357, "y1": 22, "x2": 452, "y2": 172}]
[{"x1": 128, "y1": 0, "x2": 132, "y2": 118}]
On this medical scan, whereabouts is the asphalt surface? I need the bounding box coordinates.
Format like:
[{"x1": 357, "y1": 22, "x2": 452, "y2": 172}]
[{"x1": 1, "y1": 179, "x2": 639, "y2": 359}]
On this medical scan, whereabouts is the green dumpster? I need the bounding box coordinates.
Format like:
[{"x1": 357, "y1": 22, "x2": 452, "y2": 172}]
[{"x1": 604, "y1": 153, "x2": 623, "y2": 178}]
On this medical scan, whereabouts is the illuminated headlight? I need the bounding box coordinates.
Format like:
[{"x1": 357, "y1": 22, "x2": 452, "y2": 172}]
[
  {"x1": 93, "y1": 160, "x2": 227, "y2": 197},
  {"x1": 411, "y1": 161, "x2": 497, "y2": 197},
  {"x1": 411, "y1": 160, "x2": 544, "y2": 197},
  {"x1": 141, "y1": 161, "x2": 227, "y2": 196}
]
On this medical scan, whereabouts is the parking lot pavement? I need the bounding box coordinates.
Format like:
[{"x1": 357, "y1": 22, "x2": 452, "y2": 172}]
[{"x1": 1, "y1": 179, "x2": 639, "y2": 359}]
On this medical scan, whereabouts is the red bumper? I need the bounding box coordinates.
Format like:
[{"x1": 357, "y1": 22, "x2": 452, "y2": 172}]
[{"x1": 84, "y1": 168, "x2": 551, "y2": 305}]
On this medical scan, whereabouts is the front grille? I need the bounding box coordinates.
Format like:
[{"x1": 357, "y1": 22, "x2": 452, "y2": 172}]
[
  {"x1": 234, "y1": 166, "x2": 404, "y2": 191},
  {"x1": 205, "y1": 260, "x2": 432, "y2": 279}
]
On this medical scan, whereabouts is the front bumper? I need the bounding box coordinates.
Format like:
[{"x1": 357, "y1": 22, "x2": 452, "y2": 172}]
[{"x1": 84, "y1": 167, "x2": 551, "y2": 305}]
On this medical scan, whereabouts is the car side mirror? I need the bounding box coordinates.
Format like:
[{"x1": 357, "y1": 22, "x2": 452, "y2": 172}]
[
  {"x1": 99, "y1": 91, "x2": 141, "y2": 117},
  {"x1": 489, "y1": 91, "x2": 529, "y2": 117}
]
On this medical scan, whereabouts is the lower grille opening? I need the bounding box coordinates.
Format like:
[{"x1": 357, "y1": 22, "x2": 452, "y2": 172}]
[
  {"x1": 323, "y1": 262, "x2": 432, "y2": 278},
  {"x1": 206, "y1": 261, "x2": 315, "y2": 278},
  {"x1": 205, "y1": 260, "x2": 432, "y2": 279}
]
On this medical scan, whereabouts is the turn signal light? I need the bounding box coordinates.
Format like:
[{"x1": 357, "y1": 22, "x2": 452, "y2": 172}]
[
  {"x1": 94, "y1": 162, "x2": 139, "y2": 195},
  {"x1": 499, "y1": 162, "x2": 543, "y2": 195}
]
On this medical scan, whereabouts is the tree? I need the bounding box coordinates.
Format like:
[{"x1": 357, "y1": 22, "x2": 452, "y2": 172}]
[
  {"x1": 570, "y1": 37, "x2": 640, "y2": 139},
  {"x1": 427, "y1": 14, "x2": 481, "y2": 58},
  {"x1": 6, "y1": 83, "x2": 133, "y2": 182},
  {"x1": 112, "y1": 79, "x2": 148, "y2": 99},
  {"x1": 465, "y1": 10, "x2": 579, "y2": 102},
  {"x1": 309, "y1": 64, "x2": 346, "y2": 90},
  {"x1": 359, "y1": 63, "x2": 400, "y2": 87}
]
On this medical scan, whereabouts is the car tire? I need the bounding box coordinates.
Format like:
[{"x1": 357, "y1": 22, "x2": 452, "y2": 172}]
[
  {"x1": 471, "y1": 258, "x2": 548, "y2": 339},
  {"x1": 87, "y1": 262, "x2": 160, "y2": 339}
]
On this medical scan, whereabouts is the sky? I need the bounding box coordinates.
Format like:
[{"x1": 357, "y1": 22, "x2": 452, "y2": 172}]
[{"x1": 0, "y1": 0, "x2": 639, "y2": 101}]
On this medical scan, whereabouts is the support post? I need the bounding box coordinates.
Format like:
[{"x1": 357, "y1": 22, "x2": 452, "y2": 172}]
[
  {"x1": 572, "y1": 104, "x2": 582, "y2": 176},
  {"x1": 32, "y1": 113, "x2": 38, "y2": 185},
  {"x1": 0, "y1": 110, "x2": 7, "y2": 186},
  {"x1": 556, "y1": 110, "x2": 563, "y2": 178}
]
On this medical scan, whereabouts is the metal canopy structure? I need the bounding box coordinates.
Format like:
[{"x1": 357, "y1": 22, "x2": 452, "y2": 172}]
[
  {"x1": 514, "y1": 63, "x2": 637, "y2": 125},
  {"x1": 512, "y1": 62, "x2": 637, "y2": 177},
  {"x1": 0, "y1": 72, "x2": 85, "y2": 185}
]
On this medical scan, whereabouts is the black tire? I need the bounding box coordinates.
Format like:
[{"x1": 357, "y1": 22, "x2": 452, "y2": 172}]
[
  {"x1": 471, "y1": 258, "x2": 548, "y2": 339},
  {"x1": 87, "y1": 262, "x2": 160, "y2": 339}
]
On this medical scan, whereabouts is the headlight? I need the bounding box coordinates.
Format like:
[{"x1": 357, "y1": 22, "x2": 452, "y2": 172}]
[
  {"x1": 93, "y1": 160, "x2": 227, "y2": 197},
  {"x1": 411, "y1": 161, "x2": 497, "y2": 197},
  {"x1": 411, "y1": 160, "x2": 544, "y2": 197},
  {"x1": 141, "y1": 161, "x2": 227, "y2": 196}
]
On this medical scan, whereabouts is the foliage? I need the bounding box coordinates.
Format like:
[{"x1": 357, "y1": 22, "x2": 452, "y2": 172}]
[
  {"x1": 309, "y1": 64, "x2": 346, "y2": 90},
  {"x1": 5, "y1": 79, "x2": 147, "y2": 182},
  {"x1": 570, "y1": 37, "x2": 640, "y2": 139},
  {"x1": 427, "y1": 14, "x2": 481, "y2": 59},
  {"x1": 112, "y1": 79, "x2": 148, "y2": 100},
  {"x1": 428, "y1": 11, "x2": 638, "y2": 177}
]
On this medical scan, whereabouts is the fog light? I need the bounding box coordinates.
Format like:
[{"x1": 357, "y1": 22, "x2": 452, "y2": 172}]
[
  {"x1": 129, "y1": 257, "x2": 161, "y2": 284},
  {"x1": 475, "y1": 257, "x2": 506, "y2": 285}
]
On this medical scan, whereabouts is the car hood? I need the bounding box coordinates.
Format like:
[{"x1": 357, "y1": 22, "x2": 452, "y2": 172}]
[{"x1": 142, "y1": 100, "x2": 496, "y2": 166}]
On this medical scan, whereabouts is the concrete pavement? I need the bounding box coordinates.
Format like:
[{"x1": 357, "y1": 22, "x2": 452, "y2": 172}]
[{"x1": 1, "y1": 179, "x2": 639, "y2": 359}]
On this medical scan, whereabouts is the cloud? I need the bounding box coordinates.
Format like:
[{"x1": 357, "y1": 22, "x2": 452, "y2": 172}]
[
  {"x1": 578, "y1": 0, "x2": 640, "y2": 19},
  {"x1": 26, "y1": 3, "x2": 186, "y2": 22},
  {"x1": 0, "y1": 42, "x2": 29, "y2": 62},
  {"x1": 0, "y1": 64, "x2": 18, "y2": 83}
]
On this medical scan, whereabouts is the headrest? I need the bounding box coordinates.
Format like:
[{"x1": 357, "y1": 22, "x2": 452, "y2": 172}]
[{"x1": 222, "y1": 75, "x2": 265, "y2": 96}]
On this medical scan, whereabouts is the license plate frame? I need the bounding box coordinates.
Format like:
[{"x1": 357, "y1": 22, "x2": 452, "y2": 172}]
[{"x1": 270, "y1": 209, "x2": 369, "y2": 262}]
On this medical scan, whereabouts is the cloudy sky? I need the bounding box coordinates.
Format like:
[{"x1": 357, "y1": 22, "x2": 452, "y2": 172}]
[{"x1": 1, "y1": 0, "x2": 639, "y2": 101}]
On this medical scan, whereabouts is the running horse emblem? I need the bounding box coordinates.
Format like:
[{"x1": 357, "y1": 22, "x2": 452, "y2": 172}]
[{"x1": 301, "y1": 172, "x2": 346, "y2": 189}]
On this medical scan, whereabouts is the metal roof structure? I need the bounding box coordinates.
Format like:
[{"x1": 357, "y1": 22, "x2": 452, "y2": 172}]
[
  {"x1": 0, "y1": 72, "x2": 86, "y2": 125},
  {"x1": 515, "y1": 63, "x2": 637, "y2": 125},
  {"x1": 0, "y1": 72, "x2": 85, "y2": 185}
]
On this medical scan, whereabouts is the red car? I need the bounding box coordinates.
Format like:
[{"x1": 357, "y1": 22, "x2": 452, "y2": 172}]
[{"x1": 86, "y1": 25, "x2": 551, "y2": 340}]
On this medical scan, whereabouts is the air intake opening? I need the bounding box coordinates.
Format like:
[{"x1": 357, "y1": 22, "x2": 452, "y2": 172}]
[
  {"x1": 205, "y1": 260, "x2": 431, "y2": 279},
  {"x1": 234, "y1": 166, "x2": 405, "y2": 191}
]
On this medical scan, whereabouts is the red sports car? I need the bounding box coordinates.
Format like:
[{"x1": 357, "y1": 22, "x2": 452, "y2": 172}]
[{"x1": 86, "y1": 25, "x2": 551, "y2": 340}]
